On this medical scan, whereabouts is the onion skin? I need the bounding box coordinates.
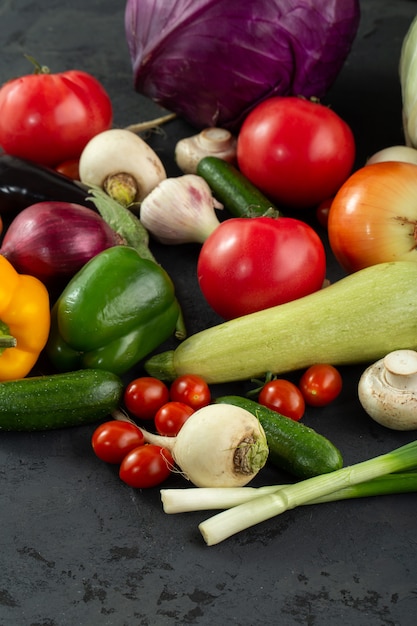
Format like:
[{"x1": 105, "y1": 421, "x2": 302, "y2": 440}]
[
  {"x1": 0, "y1": 201, "x2": 123, "y2": 285},
  {"x1": 328, "y1": 162, "x2": 417, "y2": 273}
]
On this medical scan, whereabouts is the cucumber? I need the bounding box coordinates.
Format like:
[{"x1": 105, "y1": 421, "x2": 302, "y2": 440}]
[
  {"x1": 0, "y1": 369, "x2": 123, "y2": 431},
  {"x1": 196, "y1": 155, "x2": 282, "y2": 218},
  {"x1": 215, "y1": 395, "x2": 343, "y2": 479},
  {"x1": 145, "y1": 261, "x2": 417, "y2": 384}
]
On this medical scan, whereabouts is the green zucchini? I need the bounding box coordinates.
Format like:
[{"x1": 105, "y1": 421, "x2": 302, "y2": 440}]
[
  {"x1": 196, "y1": 155, "x2": 282, "y2": 218},
  {"x1": 145, "y1": 261, "x2": 417, "y2": 384},
  {"x1": 0, "y1": 369, "x2": 123, "y2": 431},
  {"x1": 215, "y1": 395, "x2": 343, "y2": 478}
]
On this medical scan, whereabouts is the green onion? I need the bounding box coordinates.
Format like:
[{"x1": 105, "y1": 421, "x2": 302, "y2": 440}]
[
  {"x1": 161, "y1": 472, "x2": 417, "y2": 514},
  {"x1": 197, "y1": 440, "x2": 417, "y2": 545}
]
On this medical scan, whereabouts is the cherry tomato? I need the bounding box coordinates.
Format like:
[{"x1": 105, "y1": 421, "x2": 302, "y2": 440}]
[
  {"x1": 197, "y1": 217, "x2": 326, "y2": 319},
  {"x1": 258, "y1": 379, "x2": 305, "y2": 421},
  {"x1": 299, "y1": 364, "x2": 343, "y2": 407},
  {"x1": 0, "y1": 67, "x2": 112, "y2": 167},
  {"x1": 55, "y1": 158, "x2": 81, "y2": 180},
  {"x1": 154, "y1": 401, "x2": 195, "y2": 437},
  {"x1": 91, "y1": 420, "x2": 145, "y2": 464},
  {"x1": 124, "y1": 377, "x2": 169, "y2": 421},
  {"x1": 119, "y1": 444, "x2": 173, "y2": 488},
  {"x1": 328, "y1": 162, "x2": 417, "y2": 273},
  {"x1": 237, "y1": 96, "x2": 355, "y2": 209},
  {"x1": 169, "y1": 374, "x2": 211, "y2": 410},
  {"x1": 315, "y1": 197, "x2": 334, "y2": 229}
]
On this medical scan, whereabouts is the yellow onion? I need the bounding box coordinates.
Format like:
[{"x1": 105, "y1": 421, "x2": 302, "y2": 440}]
[{"x1": 328, "y1": 161, "x2": 417, "y2": 273}]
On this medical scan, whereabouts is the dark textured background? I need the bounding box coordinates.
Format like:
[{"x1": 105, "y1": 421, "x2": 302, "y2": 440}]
[{"x1": 1, "y1": 2, "x2": 417, "y2": 625}]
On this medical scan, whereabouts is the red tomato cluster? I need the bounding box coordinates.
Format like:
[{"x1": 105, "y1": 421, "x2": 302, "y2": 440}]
[
  {"x1": 91, "y1": 375, "x2": 211, "y2": 488},
  {"x1": 93, "y1": 366, "x2": 341, "y2": 487},
  {"x1": 256, "y1": 364, "x2": 343, "y2": 421}
]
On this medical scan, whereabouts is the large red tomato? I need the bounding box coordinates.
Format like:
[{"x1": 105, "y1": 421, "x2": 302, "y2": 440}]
[
  {"x1": 197, "y1": 216, "x2": 326, "y2": 320},
  {"x1": 237, "y1": 97, "x2": 355, "y2": 209},
  {"x1": 0, "y1": 67, "x2": 112, "y2": 167}
]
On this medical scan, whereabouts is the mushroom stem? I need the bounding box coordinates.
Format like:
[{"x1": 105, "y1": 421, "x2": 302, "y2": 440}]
[{"x1": 383, "y1": 349, "x2": 417, "y2": 389}]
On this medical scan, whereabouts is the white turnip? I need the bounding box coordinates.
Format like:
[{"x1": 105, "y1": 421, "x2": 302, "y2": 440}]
[{"x1": 137, "y1": 403, "x2": 269, "y2": 488}]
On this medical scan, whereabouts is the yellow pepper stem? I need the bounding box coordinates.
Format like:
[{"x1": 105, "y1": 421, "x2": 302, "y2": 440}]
[{"x1": 0, "y1": 335, "x2": 17, "y2": 349}]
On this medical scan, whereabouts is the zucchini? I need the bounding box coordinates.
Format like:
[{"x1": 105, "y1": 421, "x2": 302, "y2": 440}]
[
  {"x1": 216, "y1": 396, "x2": 343, "y2": 478},
  {"x1": 196, "y1": 156, "x2": 282, "y2": 218},
  {"x1": 0, "y1": 369, "x2": 123, "y2": 431},
  {"x1": 145, "y1": 261, "x2": 417, "y2": 383}
]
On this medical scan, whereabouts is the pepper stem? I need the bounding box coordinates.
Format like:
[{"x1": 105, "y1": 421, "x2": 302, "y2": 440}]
[{"x1": 0, "y1": 335, "x2": 17, "y2": 348}]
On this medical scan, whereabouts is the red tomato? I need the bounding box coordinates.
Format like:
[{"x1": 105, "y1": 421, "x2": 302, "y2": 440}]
[
  {"x1": 119, "y1": 445, "x2": 173, "y2": 488},
  {"x1": 154, "y1": 401, "x2": 195, "y2": 437},
  {"x1": 124, "y1": 377, "x2": 170, "y2": 421},
  {"x1": 258, "y1": 379, "x2": 305, "y2": 421},
  {"x1": 197, "y1": 217, "x2": 326, "y2": 319},
  {"x1": 91, "y1": 420, "x2": 145, "y2": 464},
  {"x1": 299, "y1": 364, "x2": 343, "y2": 407},
  {"x1": 55, "y1": 158, "x2": 81, "y2": 180},
  {"x1": 328, "y1": 162, "x2": 417, "y2": 273},
  {"x1": 237, "y1": 97, "x2": 355, "y2": 209},
  {"x1": 315, "y1": 197, "x2": 334, "y2": 229},
  {"x1": 169, "y1": 374, "x2": 211, "y2": 410},
  {"x1": 0, "y1": 68, "x2": 112, "y2": 167}
]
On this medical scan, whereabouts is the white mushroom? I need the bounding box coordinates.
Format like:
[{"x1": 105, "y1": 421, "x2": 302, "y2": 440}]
[
  {"x1": 175, "y1": 127, "x2": 237, "y2": 174},
  {"x1": 79, "y1": 128, "x2": 166, "y2": 206},
  {"x1": 358, "y1": 349, "x2": 417, "y2": 430}
]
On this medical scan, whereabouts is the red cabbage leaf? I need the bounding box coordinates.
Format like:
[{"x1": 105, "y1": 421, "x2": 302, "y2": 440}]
[{"x1": 125, "y1": 0, "x2": 360, "y2": 130}]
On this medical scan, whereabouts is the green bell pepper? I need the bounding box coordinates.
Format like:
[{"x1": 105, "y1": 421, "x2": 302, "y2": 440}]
[{"x1": 47, "y1": 246, "x2": 182, "y2": 376}]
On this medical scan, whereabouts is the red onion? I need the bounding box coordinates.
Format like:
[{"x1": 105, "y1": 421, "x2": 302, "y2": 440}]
[{"x1": 0, "y1": 201, "x2": 123, "y2": 284}]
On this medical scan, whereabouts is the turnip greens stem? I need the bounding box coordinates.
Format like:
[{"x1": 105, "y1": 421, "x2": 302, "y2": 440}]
[
  {"x1": 87, "y1": 186, "x2": 156, "y2": 262},
  {"x1": 198, "y1": 440, "x2": 417, "y2": 545}
]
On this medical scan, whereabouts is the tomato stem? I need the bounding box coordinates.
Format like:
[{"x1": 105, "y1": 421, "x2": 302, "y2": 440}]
[
  {"x1": 24, "y1": 54, "x2": 50, "y2": 75},
  {"x1": 246, "y1": 371, "x2": 276, "y2": 397}
]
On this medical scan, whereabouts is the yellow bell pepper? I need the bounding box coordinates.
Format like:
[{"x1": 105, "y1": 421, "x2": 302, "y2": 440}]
[{"x1": 0, "y1": 256, "x2": 50, "y2": 381}]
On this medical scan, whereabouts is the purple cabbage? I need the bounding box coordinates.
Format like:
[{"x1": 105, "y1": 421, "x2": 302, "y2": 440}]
[{"x1": 125, "y1": 0, "x2": 360, "y2": 130}]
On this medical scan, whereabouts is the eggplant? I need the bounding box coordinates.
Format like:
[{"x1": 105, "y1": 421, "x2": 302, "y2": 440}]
[{"x1": 0, "y1": 153, "x2": 91, "y2": 215}]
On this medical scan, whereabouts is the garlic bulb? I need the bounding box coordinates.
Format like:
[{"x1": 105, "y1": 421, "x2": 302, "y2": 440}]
[
  {"x1": 140, "y1": 174, "x2": 222, "y2": 245},
  {"x1": 400, "y1": 16, "x2": 417, "y2": 147},
  {"x1": 366, "y1": 145, "x2": 417, "y2": 166}
]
